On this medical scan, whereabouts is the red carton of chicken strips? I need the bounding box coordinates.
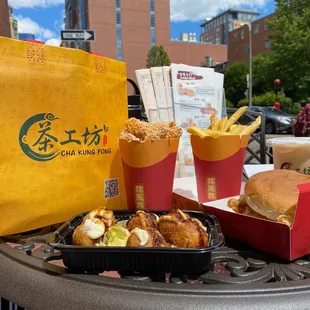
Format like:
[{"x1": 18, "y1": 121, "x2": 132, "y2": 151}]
[
  {"x1": 119, "y1": 118, "x2": 182, "y2": 211},
  {"x1": 172, "y1": 170, "x2": 310, "y2": 261}
]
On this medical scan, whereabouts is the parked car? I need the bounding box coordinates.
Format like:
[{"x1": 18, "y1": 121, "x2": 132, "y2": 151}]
[{"x1": 235, "y1": 106, "x2": 296, "y2": 134}]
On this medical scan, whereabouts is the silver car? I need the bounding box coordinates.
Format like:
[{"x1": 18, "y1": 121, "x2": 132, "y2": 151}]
[{"x1": 248, "y1": 106, "x2": 296, "y2": 134}]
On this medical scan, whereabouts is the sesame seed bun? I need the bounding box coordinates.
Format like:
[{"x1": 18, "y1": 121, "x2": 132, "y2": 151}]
[{"x1": 244, "y1": 170, "x2": 310, "y2": 220}]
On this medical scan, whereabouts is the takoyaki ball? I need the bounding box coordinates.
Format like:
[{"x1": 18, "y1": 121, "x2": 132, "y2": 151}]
[
  {"x1": 126, "y1": 228, "x2": 167, "y2": 248},
  {"x1": 158, "y1": 209, "x2": 190, "y2": 242},
  {"x1": 73, "y1": 218, "x2": 106, "y2": 246},
  {"x1": 127, "y1": 211, "x2": 159, "y2": 232},
  {"x1": 170, "y1": 219, "x2": 208, "y2": 248},
  {"x1": 84, "y1": 207, "x2": 115, "y2": 228}
]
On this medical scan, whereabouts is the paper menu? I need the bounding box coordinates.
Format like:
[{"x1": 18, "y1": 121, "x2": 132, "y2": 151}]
[
  {"x1": 135, "y1": 69, "x2": 158, "y2": 123},
  {"x1": 150, "y1": 67, "x2": 170, "y2": 122},
  {"x1": 162, "y1": 66, "x2": 174, "y2": 121},
  {"x1": 170, "y1": 64, "x2": 225, "y2": 178}
]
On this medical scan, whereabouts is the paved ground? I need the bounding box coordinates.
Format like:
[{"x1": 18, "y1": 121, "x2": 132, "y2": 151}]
[{"x1": 246, "y1": 132, "x2": 291, "y2": 164}]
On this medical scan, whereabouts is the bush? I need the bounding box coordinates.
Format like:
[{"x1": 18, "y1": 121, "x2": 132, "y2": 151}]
[
  {"x1": 226, "y1": 99, "x2": 234, "y2": 108},
  {"x1": 237, "y1": 92, "x2": 293, "y2": 109},
  {"x1": 238, "y1": 98, "x2": 248, "y2": 107},
  {"x1": 289, "y1": 102, "x2": 302, "y2": 114}
]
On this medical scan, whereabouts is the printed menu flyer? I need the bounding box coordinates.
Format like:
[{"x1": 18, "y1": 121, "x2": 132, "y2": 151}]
[{"x1": 171, "y1": 64, "x2": 225, "y2": 177}]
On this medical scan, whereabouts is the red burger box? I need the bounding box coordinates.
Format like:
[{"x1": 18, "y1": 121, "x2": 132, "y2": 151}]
[{"x1": 172, "y1": 176, "x2": 310, "y2": 261}]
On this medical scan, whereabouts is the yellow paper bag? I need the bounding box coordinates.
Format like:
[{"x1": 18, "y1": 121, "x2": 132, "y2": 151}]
[{"x1": 0, "y1": 37, "x2": 128, "y2": 236}]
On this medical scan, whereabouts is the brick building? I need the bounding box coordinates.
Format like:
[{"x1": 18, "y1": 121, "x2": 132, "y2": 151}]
[
  {"x1": 200, "y1": 8, "x2": 259, "y2": 45},
  {"x1": 64, "y1": 0, "x2": 227, "y2": 81},
  {"x1": 228, "y1": 13, "x2": 275, "y2": 65},
  {"x1": 0, "y1": 0, "x2": 11, "y2": 38}
]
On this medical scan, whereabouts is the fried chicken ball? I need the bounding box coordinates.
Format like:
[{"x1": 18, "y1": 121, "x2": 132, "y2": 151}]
[
  {"x1": 169, "y1": 219, "x2": 208, "y2": 248},
  {"x1": 73, "y1": 218, "x2": 106, "y2": 246},
  {"x1": 84, "y1": 207, "x2": 116, "y2": 229},
  {"x1": 157, "y1": 209, "x2": 190, "y2": 242},
  {"x1": 127, "y1": 211, "x2": 159, "y2": 232},
  {"x1": 126, "y1": 228, "x2": 168, "y2": 248}
]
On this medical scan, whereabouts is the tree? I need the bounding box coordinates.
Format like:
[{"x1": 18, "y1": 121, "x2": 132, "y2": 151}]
[
  {"x1": 252, "y1": 53, "x2": 276, "y2": 95},
  {"x1": 265, "y1": 0, "x2": 310, "y2": 100},
  {"x1": 146, "y1": 45, "x2": 171, "y2": 68},
  {"x1": 224, "y1": 62, "x2": 248, "y2": 106}
]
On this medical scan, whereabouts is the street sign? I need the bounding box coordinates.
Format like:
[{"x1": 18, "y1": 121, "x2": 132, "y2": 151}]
[{"x1": 61, "y1": 30, "x2": 95, "y2": 42}]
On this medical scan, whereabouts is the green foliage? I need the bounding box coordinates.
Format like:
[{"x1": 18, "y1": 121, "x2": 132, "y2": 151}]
[
  {"x1": 254, "y1": 92, "x2": 277, "y2": 106},
  {"x1": 224, "y1": 62, "x2": 249, "y2": 106},
  {"x1": 263, "y1": 0, "x2": 310, "y2": 100},
  {"x1": 237, "y1": 91, "x2": 293, "y2": 108},
  {"x1": 146, "y1": 45, "x2": 171, "y2": 68},
  {"x1": 238, "y1": 98, "x2": 248, "y2": 107},
  {"x1": 226, "y1": 99, "x2": 234, "y2": 108},
  {"x1": 289, "y1": 102, "x2": 302, "y2": 115},
  {"x1": 252, "y1": 54, "x2": 276, "y2": 95}
]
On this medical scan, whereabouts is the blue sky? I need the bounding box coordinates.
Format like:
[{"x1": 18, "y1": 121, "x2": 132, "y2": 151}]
[{"x1": 8, "y1": 0, "x2": 275, "y2": 46}]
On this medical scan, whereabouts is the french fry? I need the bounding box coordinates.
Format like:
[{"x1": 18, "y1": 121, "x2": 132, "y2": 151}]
[
  {"x1": 187, "y1": 126, "x2": 209, "y2": 138},
  {"x1": 229, "y1": 124, "x2": 246, "y2": 135},
  {"x1": 217, "y1": 116, "x2": 228, "y2": 132},
  {"x1": 210, "y1": 114, "x2": 220, "y2": 130},
  {"x1": 225, "y1": 106, "x2": 248, "y2": 131},
  {"x1": 204, "y1": 130, "x2": 231, "y2": 138},
  {"x1": 240, "y1": 116, "x2": 262, "y2": 135},
  {"x1": 228, "y1": 124, "x2": 238, "y2": 132}
]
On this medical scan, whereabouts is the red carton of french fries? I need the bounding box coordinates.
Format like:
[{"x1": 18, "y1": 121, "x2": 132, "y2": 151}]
[
  {"x1": 119, "y1": 118, "x2": 181, "y2": 211},
  {"x1": 187, "y1": 107, "x2": 260, "y2": 202}
]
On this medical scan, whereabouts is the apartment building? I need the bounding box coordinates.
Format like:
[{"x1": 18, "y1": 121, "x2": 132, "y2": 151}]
[
  {"x1": 228, "y1": 13, "x2": 275, "y2": 65},
  {"x1": 0, "y1": 0, "x2": 11, "y2": 38},
  {"x1": 200, "y1": 8, "x2": 259, "y2": 45}
]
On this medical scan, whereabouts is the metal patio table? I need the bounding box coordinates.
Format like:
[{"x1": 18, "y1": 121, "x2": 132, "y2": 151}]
[{"x1": 2, "y1": 223, "x2": 310, "y2": 310}]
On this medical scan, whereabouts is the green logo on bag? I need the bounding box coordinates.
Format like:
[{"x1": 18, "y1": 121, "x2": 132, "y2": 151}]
[{"x1": 19, "y1": 113, "x2": 111, "y2": 162}]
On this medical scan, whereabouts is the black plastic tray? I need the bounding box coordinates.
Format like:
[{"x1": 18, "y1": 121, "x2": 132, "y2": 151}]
[{"x1": 48, "y1": 210, "x2": 225, "y2": 275}]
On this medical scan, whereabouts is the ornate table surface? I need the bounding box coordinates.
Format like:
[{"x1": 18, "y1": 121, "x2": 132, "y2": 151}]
[{"x1": 2, "y1": 226, "x2": 310, "y2": 310}]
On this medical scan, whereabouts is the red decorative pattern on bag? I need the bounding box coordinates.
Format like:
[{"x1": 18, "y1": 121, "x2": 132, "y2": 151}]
[
  {"x1": 95, "y1": 57, "x2": 107, "y2": 73},
  {"x1": 27, "y1": 42, "x2": 45, "y2": 63}
]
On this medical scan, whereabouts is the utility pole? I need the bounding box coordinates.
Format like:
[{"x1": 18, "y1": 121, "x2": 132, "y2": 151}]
[{"x1": 248, "y1": 23, "x2": 253, "y2": 107}]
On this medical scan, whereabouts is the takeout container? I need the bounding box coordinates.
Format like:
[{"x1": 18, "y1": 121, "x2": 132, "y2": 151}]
[
  {"x1": 48, "y1": 210, "x2": 224, "y2": 274},
  {"x1": 267, "y1": 137, "x2": 310, "y2": 175},
  {"x1": 190, "y1": 134, "x2": 249, "y2": 202},
  {"x1": 172, "y1": 177, "x2": 310, "y2": 261},
  {"x1": 119, "y1": 138, "x2": 179, "y2": 210}
]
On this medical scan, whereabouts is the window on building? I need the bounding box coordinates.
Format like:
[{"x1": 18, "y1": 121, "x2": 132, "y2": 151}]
[
  {"x1": 245, "y1": 44, "x2": 250, "y2": 54},
  {"x1": 150, "y1": 0, "x2": 155, "y2": 46},
  {"x1": 236, "y1": 48, "x2": 239, "y2": 56},
  {"x1": 265, "y1": 37, "x2": 271, "y2": 48},
  {"x1": 241, "y1": 29, "x2": 244, "y2": 39},
  {"x1": 151, "y1": 27, "x2": 156, "y2": 46},
  {"x1": 150, "y1": 14, "x2": 155, "y2": 27},
  {"x1": 233, "y1": 33, "x2": 238, "y2": 42},
  {"x1": 264, "y1": 22, "x2": 269, "y2": 31},
  {"x1": 115, "y1": 1, "x2": 122, "y2": 60},
  {"x1": 232, "y1": 12, "x2": 238, "y2": 20},
  {"x1": 150, "y1": 0, "x2": 155, "y2": 11},
  {"x1": 69, "y1": 8, "x2": 77, "y2": 28},
  {"x1": 116, "y1": 11, "x2": 121, "y2": 24},
  {"x1": 253, "y1": 24, "x2": 260, "y2": 34}
]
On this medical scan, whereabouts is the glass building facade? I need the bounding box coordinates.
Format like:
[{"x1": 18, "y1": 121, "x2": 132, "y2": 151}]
[
  {"x1": 18, "y1": 33, "x2": 35, "y2": 41},
  {"x1": 150, "y1": 0, "x2": 155, "y2": 46},
  {"x1": 115, "y1": 0, "x2": 123, "y2": 60}
]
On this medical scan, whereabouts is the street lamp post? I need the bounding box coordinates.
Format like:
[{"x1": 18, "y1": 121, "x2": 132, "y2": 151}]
[
  {"x1": 248, "y1": 23, "x2": 252, "y2": 107},
  {"x1": 241, "y1": 22, "x2": 253, "y2": 107}
]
